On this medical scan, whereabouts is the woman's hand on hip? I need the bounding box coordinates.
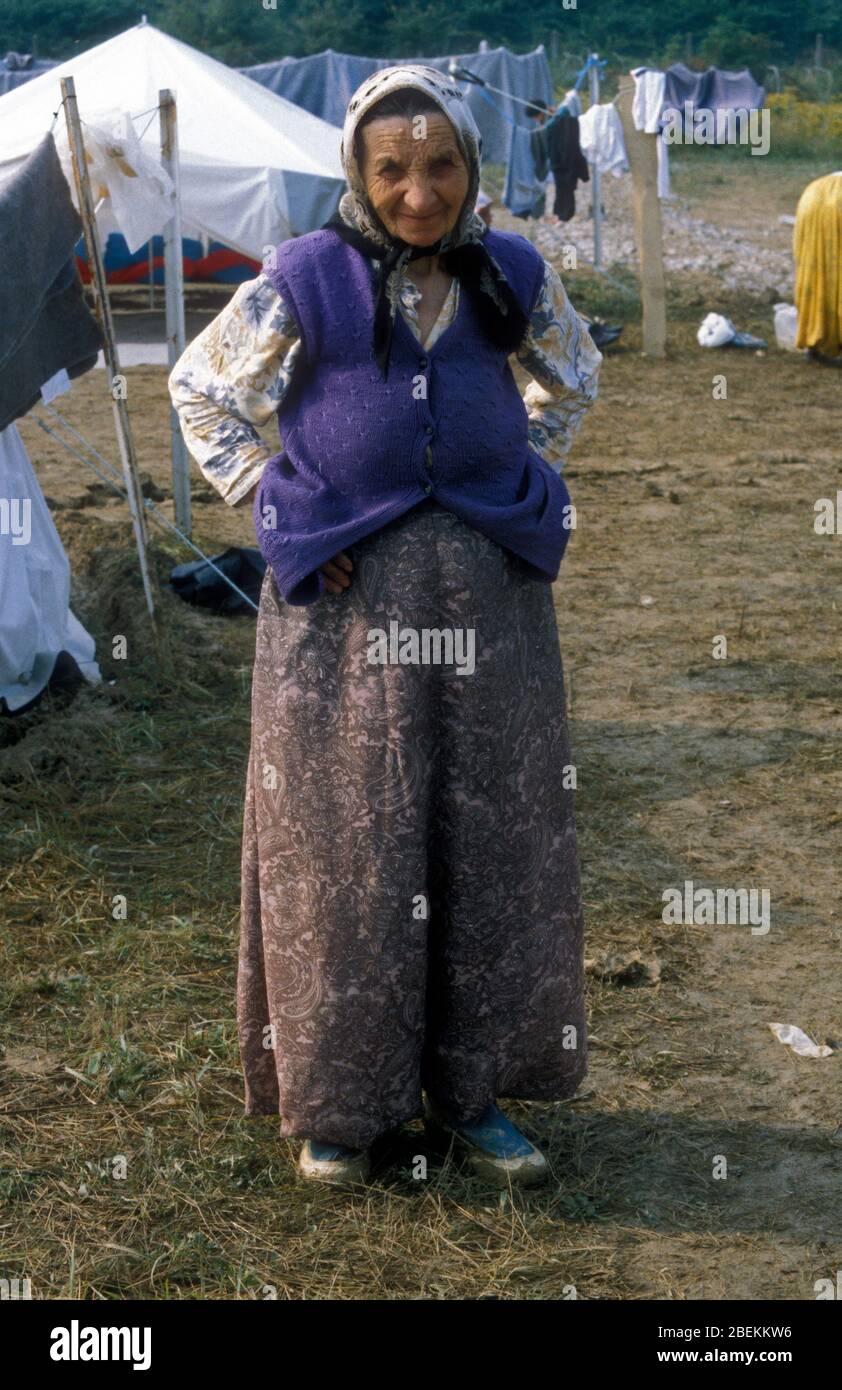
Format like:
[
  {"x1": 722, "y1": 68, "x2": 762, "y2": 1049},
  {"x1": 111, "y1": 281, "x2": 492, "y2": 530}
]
[{"x1": 320, "y1": 552, "x2": 353, "y2": 594}]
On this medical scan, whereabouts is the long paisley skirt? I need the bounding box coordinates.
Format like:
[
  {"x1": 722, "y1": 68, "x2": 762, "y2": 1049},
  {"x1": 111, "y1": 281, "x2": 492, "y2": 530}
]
[{"x1": 237, "y1": 499, "x2": 587, "y2": 1149}]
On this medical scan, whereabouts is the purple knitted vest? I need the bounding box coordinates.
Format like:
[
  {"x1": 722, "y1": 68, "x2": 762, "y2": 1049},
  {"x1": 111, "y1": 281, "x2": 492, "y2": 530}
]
[{"x1": 255, "y1": 227, "x2": 573, "y2": 605}]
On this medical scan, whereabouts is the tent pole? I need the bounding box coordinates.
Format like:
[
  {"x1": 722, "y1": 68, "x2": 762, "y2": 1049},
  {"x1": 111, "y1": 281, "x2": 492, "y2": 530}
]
[
  {"x1": 159, "y1": 88, "x2": 191, "y2": 536},
  {"x1": 61, "y1": 75, "x2": 158, "y2": 622},
  {"x1": 588, "y1": 53, "x2": 602, "y2": 272}
]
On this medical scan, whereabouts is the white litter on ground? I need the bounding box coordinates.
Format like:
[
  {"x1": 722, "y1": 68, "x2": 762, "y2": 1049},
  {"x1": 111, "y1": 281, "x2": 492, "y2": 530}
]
[{"x1": 767, "y1": 1022, "x2": 834, "y2": 1058}]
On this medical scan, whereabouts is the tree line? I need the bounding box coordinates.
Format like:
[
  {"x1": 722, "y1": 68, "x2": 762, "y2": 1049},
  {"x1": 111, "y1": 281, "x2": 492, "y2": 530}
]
[{"x1": 2, "y1": 0, "x2": 839, "y2": 71}]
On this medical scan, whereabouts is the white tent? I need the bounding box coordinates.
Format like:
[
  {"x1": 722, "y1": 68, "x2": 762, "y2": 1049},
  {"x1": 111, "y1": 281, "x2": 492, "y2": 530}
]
[{"x1": 0, "y1": 20, "x2": 345, "y2": 255}]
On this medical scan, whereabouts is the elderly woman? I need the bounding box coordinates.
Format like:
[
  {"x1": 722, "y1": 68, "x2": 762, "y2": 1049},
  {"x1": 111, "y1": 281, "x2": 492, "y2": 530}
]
[{"x1": 169, "y1": 65, "x2": 602, "y2": 1188}]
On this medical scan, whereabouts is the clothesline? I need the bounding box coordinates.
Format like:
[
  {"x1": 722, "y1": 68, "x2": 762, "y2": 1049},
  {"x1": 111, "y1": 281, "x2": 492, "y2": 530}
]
[
  {"x1": 133, "y1": 106, "x2": 161, "y2": 141},
  {"x1": 49, "y1": 95, "x2": 163, "y2": 136},
  {"x1": 34, "y1": 404, "x2": 260, "y2": 613},
  {"x1": 472, "y1": 82, "x2": 518, "y2": 129},
  {"x1": 470, "y1": 53, "x2": 608, "y2": 131},
  {"x1": 577, "y1": 259, "x2": 639, "y2": 299}
]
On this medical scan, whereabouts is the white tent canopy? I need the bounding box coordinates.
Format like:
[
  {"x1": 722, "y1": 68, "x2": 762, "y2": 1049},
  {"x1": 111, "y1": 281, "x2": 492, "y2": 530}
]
[{"x1": 0, "y1": 20, "x2": 345, "y2": 255}]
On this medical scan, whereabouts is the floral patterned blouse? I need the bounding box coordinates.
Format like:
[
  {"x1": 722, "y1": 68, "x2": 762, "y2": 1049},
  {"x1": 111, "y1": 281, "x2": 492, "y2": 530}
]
[{"x1": 169, "y1": 256, "x2": 602, "y2": 507}]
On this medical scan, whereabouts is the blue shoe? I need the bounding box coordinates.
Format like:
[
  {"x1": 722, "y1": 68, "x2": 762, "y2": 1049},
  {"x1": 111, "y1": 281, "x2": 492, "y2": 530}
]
[
  {"x1": 298, "y1": 1139, "x2": 371, "y2": 1186},
  {"x1": 424, "y1": 1099, "x2": 548, "y2": 1186}
]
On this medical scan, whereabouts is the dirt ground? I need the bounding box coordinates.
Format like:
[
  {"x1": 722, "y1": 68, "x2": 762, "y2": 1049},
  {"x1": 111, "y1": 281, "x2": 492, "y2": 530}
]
[{"x1": 1, "y1": 148, "x2": 841, "y2": 1300}]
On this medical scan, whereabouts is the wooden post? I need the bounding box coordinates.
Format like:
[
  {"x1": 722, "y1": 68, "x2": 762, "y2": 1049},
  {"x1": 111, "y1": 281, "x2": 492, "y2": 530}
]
[
  {"x1": 61, "y1": 76, "x2": 158, "y2": 618},
  {"x1": 159, "y1": 88, "x2": 191, "y2": 536},
  {"x1": 616, "y1": 74, "x2": 667, "y2": 357}
]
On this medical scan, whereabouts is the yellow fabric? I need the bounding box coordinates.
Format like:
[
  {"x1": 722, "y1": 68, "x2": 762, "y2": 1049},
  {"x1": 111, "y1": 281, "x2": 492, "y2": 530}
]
[{"x1": 793, "y1": 172, "x2": 842, "y2": 355}]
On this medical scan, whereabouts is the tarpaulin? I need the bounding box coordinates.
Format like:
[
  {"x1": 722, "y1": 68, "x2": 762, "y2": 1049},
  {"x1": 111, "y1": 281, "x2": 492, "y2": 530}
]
[{"x1": 241, "y1": 45, "x2": 553, "y2": 165}]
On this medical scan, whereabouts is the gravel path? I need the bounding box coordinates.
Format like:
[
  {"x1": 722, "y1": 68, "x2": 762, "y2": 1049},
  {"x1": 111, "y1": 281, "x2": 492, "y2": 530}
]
[{"x1": 496, "y1": 175, "x2": 797, "y2": 300}]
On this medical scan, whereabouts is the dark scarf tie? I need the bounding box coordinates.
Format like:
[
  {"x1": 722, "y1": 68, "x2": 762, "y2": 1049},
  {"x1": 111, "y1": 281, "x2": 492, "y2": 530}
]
[{"x1": 322, "y1": 213, "x2": 530, "y2": 379}]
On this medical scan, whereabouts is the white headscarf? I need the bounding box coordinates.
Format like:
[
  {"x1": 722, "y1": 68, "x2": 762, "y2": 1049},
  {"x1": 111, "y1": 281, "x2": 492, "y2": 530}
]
[
  {"x1": 338, "y1": 64, "x2": 488, "y2": 253},
  {"x1": 329, "y1": 65, "x2": 529, "y2": 378}
]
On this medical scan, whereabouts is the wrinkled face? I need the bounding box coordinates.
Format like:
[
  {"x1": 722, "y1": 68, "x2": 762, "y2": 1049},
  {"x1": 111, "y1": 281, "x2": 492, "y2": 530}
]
[{"x1": 359, "y1": 111, "x2": 470, "y2": 246}]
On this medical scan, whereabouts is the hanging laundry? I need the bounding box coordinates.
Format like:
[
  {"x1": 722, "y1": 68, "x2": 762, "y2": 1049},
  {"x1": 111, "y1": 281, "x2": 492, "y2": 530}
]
[
  {"x1": 794, "y1": 171, "x2": 842, "y2": 357},
  {"x1": 662, "y1": 63, "x2": 765, "y2": 144},
  {"x1": 54, "y1": 108, "x2": 175, "y2": 255},
  {"x1": 630, "y1": 67, "x2": 671, "y2": 199},
  {"x1": 505, "y1": 124, "x2": 548, "y2": 218},
  {"x1": 0, "y1": 133, "x2": 102, "y2": 433},
  {"x1": 577, "y1": 103, "x2": 630, "y2": 179},
  {"x1": 631, "y1": 67, "x2": 665, "y2": 133},
  {"x1": 531, "y1": 110, "x2": 590, "y2": 221}
]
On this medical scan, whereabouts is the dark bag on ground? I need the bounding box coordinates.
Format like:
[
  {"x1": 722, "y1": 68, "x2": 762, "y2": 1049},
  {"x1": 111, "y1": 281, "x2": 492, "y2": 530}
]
[{"x1": 169, "y1": 546, "x2": 266, "y2": 615}]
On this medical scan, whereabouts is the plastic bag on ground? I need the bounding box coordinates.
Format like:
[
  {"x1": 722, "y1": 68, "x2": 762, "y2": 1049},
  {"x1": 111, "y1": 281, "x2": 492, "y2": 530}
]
[{"x1": 767, "y1": 1022, "x2": 834, "y2": 1058}]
